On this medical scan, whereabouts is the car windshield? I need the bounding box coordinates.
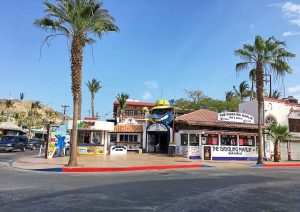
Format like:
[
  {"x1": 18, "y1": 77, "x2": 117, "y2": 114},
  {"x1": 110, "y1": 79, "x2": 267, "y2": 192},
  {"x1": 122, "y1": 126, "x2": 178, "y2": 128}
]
[{"x1": 1, "y1": 136, "x2": 16, "y2": 142}]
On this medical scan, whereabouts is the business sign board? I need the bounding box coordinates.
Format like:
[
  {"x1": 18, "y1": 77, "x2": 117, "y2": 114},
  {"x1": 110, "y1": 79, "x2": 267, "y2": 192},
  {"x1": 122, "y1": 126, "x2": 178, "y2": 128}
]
[
  {"x1": 218, "y1": 112, "x2": 254, "y2": 124},
  {"x1": 210, "y1": 145, "x2": 257, "y2": 159}
]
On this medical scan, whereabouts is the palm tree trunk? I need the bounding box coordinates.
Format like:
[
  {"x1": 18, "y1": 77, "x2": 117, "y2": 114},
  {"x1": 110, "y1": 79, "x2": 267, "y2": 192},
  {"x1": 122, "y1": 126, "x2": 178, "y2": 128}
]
[
  {"x1": 91, "y1": 94, "x2": 95, "y2": 118},
  {"x1": 67, "y1": 35, "x2": 83, "y2": 167},
  {"x1": 274, "y1": 140, "x2": 279, "y2": 162},
  {"x1": 256, "y1": 63, "x2": 264, "y2": 164}
]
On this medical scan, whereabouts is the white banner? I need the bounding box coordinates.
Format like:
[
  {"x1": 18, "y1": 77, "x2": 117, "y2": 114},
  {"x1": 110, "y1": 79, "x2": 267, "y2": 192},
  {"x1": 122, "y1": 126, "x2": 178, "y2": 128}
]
[{"x1": 218, "y1": 112, "x2": 254, "y2": 123}]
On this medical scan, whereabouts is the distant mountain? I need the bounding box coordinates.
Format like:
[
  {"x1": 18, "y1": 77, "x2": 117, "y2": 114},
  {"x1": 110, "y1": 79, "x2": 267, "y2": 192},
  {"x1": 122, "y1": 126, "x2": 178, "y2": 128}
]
[{"x1": 0, "y1": 99, "x2": 68, "y2": 128}]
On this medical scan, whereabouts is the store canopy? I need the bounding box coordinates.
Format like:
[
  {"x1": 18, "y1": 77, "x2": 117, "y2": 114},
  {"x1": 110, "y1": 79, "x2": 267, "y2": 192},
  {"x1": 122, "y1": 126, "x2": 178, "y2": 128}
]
[{"x1": 0, "y1": 122, "x2": 26, "y2": 133}]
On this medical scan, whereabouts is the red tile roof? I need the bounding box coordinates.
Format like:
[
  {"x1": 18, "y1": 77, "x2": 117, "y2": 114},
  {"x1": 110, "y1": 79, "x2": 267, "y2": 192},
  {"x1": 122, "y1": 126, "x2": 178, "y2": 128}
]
[
  {"x1": 113, "y1": 124, "x2": 143, "y2": 133},
  {"x1": 265, "y1": 98, "x2": 300, "y2": 107},
  {"x1": 113, "y1": 100, "x2": 155, "y2": 107},
  {"x1": 175, "y1": 109, "x2": 259, "y2": 130}
]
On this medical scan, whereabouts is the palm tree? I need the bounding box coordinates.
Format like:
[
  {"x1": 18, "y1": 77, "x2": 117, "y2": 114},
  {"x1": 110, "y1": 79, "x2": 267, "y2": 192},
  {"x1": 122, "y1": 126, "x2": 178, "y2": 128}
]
[
  {"x1": 270, "y1": 90, "x2": 281, "y2": 99},
  {"x1": 86, "y1": 78, "x2": 102, "y2": 118},
  {"x1": 235, "y1": 35, "x2": 295, "y2": 164},
  {"x1": 35, "y1": 0, "x2": 119, "y2": 167},
  {"x1": 225, "y1": 91, "x2": 235, "y2": 102},
  {"x1": 268, "y1": 124, "x2": 290, "y2": 162},
  {"x1": 20, "y1": 93, "x2": 25, "y2": 101},
  {"x1": 28, "y1": 101, "x2": 42, "y2": 138},
  {"x1": 249, "y1": 69, "x2": 256, "y2": 100},
  {"x1": 116, "y1": 93, "x2": 129, "y2": 122},
  {"x1": 233, "y1": 81, "x2": 250, "y2": 102}
]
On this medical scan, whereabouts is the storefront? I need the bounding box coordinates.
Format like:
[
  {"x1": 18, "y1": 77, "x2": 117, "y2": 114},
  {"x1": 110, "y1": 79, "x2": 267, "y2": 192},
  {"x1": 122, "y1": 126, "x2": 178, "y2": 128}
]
[
  {"x1": 175, "y1": 109, "x2": 260, "y2": 160},
  {"x1": 66, "y1": 120, "x2": 114, "y2": 156},
  {"x1": 145, "y1": 100, "x2": 174, "y2": 154},
  {"x1": 108, "y1": 123, "x2": 143, "y2": 151}
]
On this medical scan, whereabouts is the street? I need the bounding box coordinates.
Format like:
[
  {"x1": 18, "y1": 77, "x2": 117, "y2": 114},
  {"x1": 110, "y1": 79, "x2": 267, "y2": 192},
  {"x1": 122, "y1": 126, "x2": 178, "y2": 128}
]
[{"x1": 0, "y1": 151, "x2": 300, "y2": 212}]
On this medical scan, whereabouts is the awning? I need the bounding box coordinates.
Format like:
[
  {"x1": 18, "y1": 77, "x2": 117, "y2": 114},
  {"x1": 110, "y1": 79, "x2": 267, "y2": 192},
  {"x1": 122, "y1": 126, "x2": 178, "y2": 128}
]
[{"x1": 0, "y1": 122, "x2": 26, "y2": 133}]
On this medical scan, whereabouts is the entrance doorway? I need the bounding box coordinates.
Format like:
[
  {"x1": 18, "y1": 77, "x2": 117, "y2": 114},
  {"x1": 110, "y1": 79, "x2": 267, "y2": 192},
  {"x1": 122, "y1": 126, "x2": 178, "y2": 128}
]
[{"x1": 147, "y1": 132, "x2": 169, "y2": 154}]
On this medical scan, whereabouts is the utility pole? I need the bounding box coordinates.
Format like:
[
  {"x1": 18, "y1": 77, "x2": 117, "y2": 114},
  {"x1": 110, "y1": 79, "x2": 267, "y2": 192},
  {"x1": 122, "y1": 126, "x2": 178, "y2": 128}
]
[{"x1": 61, "y1": 105, "x2": 69, "y2": 121}]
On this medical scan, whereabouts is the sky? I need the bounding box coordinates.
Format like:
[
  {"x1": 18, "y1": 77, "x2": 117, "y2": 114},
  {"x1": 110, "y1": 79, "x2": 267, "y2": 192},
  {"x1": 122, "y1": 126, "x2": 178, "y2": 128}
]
[{"x1": 1, "y1": 0, "x2": 300, "y2": 119}]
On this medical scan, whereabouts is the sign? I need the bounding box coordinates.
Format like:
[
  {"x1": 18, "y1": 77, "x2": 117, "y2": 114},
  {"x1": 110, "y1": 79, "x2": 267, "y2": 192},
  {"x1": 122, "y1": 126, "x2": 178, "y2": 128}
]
[
  {"x1": 78, "y1": 146, "x2": 94, "y2": 155},
  {"x1": 218, "y1": 112, "x2": 254, "y2": 123},
  {"x1": 78, "y1": 121, "x2": 95, "y2": 129},
  {"x1": 147, "y1": 123, "x2": 168, "y2": 132},
  {"x1": 47, "y1": 125, "x2": 67, "y2": 159},
  {"x1": 110, "y1": 145, "x2": 127, "y2": 155},
  {"x1": 210, "y1": 145, "x2": 257, "y2": 158}
]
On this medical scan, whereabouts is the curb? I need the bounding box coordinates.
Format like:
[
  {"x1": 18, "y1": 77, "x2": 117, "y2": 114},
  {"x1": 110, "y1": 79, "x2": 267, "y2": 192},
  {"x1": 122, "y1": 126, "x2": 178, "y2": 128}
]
[
  {"x1": 32, "y1": 164, "x2": 213, "y2": 173},
  {"x1": 251, "y1": 163, "x2": 300, "y2": 168}
]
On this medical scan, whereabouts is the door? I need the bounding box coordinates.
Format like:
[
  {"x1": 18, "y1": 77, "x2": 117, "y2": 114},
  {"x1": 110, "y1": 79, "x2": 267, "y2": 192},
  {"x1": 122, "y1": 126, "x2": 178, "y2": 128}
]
[{"x1": 203, "y1": 146, "x2": 211, "y2": 160}]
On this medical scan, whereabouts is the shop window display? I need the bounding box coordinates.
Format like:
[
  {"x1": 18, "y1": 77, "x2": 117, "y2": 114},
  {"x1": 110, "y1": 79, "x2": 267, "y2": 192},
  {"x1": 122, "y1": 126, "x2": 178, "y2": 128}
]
[
  {"x1": 181, "y1": 134, "x2": 188, "y2": 146},
  {"x1": 221, "y1": 135, "x2": 237, "y2": 146},
  {"x1": 239, "y1": 136, "x2": 254, "y2": 146},
  {"x1": 201, "y1": 134, "x2": 218, "y2": 145},
  {"x1": 189, "y1": 134, "x2": 199, "y2": 146}
]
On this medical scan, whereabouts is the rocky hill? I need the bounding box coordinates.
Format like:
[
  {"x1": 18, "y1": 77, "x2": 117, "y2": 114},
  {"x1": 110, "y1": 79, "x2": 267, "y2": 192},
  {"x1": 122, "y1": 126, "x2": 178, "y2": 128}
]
[{"x1": 0, "y1": 99, "x2": 68, "y2": 128}]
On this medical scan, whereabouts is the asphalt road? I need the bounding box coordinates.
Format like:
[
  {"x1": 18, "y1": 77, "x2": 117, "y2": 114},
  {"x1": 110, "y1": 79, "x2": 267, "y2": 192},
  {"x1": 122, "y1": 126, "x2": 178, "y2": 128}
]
[{"x1": 0, "y1": 151, "x2": 300, "y2": 212}]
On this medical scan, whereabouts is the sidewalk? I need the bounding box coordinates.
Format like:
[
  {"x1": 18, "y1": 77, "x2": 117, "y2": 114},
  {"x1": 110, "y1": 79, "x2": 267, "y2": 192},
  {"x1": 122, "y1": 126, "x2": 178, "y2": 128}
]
[{"x1": 9, "y1": 153, "x2": 300, "y2": 173}]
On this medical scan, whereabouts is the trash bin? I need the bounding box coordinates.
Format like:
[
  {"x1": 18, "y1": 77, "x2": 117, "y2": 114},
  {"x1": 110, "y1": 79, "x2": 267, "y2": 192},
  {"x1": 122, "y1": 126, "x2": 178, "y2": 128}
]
[{"x1": 138, "y1": 148, "x2": 143, "y2": 154}]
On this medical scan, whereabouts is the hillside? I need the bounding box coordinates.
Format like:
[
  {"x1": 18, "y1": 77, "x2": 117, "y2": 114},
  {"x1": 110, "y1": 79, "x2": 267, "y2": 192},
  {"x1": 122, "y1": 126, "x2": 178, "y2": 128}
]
[{"x1": 0, "y1": 99, "x2": 68, "y2": 128}]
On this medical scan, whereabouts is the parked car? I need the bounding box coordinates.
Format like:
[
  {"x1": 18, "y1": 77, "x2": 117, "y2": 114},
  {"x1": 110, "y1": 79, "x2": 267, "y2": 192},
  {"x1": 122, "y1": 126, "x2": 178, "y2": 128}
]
[
  {"x1": 26, "y1": 138, "x2": 45, "y2": 150},
  {"x1": 0, "y1": 135, "x2": 28, "y2": 152}
]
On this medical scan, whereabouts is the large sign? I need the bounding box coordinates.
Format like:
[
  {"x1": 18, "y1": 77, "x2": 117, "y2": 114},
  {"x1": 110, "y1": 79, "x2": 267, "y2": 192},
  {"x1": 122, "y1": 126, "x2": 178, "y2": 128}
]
[
  {"x1": 210, "y1": 145, "x2": 257, "y2": 158},
  {"x1": 218, "y1": 112, "x2": 254, "y2": 123},
  {"x1": 147, "y1": 123, "x2": 168, "y2": 132}
]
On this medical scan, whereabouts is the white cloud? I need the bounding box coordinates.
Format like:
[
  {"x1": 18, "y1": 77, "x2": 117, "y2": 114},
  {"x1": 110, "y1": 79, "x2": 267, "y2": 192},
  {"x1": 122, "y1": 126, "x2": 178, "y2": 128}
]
[
  {"x1": 142, "y1": 92, "x2": 152, "y2": 100},
  {"x1": 281, "y1": 2, "x2": 300, "y2": 26},
  {"x1": 145, "y1": 81, "x2": 158, "y2": 89},
  {"x1": 288, "y1": 84, "x2": 300, "y2": 93},
  {"x1": 283, "y1": 31, "x2": 300, "y2": 36}
]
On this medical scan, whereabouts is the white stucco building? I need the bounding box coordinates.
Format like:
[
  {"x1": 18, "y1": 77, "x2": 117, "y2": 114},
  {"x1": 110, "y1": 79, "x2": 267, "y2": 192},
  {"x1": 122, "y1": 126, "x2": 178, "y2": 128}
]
[{"x1": 239, "y1": 97, "x2": 300, "y2": 160}]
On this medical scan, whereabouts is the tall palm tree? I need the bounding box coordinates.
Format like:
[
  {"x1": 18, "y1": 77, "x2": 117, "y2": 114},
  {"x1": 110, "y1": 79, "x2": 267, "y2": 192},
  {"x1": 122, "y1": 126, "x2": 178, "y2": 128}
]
[
  {"x1": 86, "y1": 78, "x2": 102, "y2": 118},
  {"x1": 20, "y1": 93, "x2": 25, "y2": 101},
  {"x1": 35, "y1": 0, "x2": 119, "y2": 167},
  {"x1": 233, "y1": 81, "x2": 250, "y2": 102},
  {"x1": 235, "y1": 35, "x2": 295, "y2": 164},
  {"x1": 4, "y1": 100, "x2": 14, "y2": 122},
  {"x1": 249, "y1": 69, "x2": 256, "y2": 100},
  {"x1": 268, "y1": 123, "x2": 290, "y2": 162},
  {"x1": 116, "y1": 92, "x2": 129, "y2": 122}
]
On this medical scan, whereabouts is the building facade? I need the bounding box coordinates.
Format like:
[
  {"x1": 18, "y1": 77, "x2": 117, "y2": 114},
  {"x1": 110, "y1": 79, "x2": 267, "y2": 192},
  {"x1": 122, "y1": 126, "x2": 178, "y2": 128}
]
[
  {"x1": 239, "y1": 97, "x2": 300, "y2": 160},
  {"x1": 174, "y1": 109, "x2": 260, "y2": 160}
]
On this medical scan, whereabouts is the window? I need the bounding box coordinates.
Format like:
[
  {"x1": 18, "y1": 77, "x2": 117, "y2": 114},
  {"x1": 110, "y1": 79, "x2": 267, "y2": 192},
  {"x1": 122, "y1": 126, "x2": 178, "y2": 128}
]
[
  {"x1": 119, "y1": 134, "x2": 138, "y2": 142},
  {"x1": 110, "y1": 134, "x2": 117, "y2": 142},
  {"x1": 124, "y1": 110, "x2": 133, "y2": 116},
  {"x1": 221, "y1": 135, "x2": 237, "y2": 146},
  {"x1": 201, "y1": 134, "x2": 218, "y2": 145},
  {"x1": 289, "y1": 119, "x2": 300, "y2": 132},
  {"x1": 189, "y1": 134, "x2": 199, "y2": 146},
  {"x1": 134, "y1": 110, "x2": 142, "y2": 116},
  {"x1": 181, "y1": 134, "x2": 188, "y2": 146},
  {"x1": 239, "y1": 136, "x2": 254, "y2": 146}
]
